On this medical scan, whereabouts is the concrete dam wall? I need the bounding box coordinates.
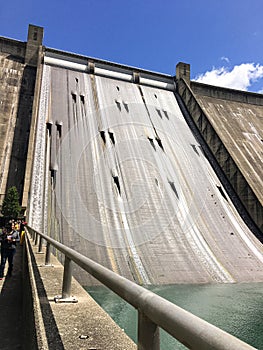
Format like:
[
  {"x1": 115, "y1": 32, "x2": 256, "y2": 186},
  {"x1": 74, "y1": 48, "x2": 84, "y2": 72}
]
[
  {"x1": 28, "y1": 51, "x2": 263, "y2": 286},
  {"x1": 0, "y1": 25, "x2": 43, "y2": 209},
  {"x1": 176, "y1": 68, "x2": 263, "y2": 234},
  {"x1": 0, "y1": 26, "x2": 262, "y2": 286},
  {"x1": 0, "y1": 41, "x2": 34, "y2": 205}
]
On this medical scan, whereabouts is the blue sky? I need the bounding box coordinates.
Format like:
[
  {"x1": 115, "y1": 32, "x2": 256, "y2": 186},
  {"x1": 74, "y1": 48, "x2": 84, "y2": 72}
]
[{"x1": 1, "y1": 0, "x2": 263, "y2": 92}]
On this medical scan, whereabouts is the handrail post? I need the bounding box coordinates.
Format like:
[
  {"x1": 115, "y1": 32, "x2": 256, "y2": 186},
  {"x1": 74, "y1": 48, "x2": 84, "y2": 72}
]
[
  {"x1": 45, "y1": 242, "x2": 51, "y2": 265},
  {"x1": 62, "y1": 256, "x2": 72, "y2": 299},
  {"x1": 54, "y1": 254, "x2": 77, "y2": 303},
  {"x1": 138, "y1": 311, "x2": 160, "y2": 350},
  {"x1": 38, "y1": 236, "x2": 43, "y2": 253},
  {"x1": 34, "y1": 232, "x2": 38, "y2": 245}
]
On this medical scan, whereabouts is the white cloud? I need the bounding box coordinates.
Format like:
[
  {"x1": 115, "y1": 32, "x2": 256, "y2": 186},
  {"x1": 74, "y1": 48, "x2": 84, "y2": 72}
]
[
  {"x1": 220, "y1": 56, "x2": 230, "y2": 63},
  {"x1": 194, "y1": 63, "x2": 263, "y2": 91}
]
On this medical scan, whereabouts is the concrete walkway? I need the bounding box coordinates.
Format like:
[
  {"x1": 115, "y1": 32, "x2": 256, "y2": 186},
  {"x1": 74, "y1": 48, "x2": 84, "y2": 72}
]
[
  {"x1": 0, "y1": 245, "x2": 23, "y2": 350},
  {"x1": 27, "y1": 237, "x2": 136, "y2": 350},
  {"x1": 0, "y1": 235, "x2": 137, "y2": 350}
]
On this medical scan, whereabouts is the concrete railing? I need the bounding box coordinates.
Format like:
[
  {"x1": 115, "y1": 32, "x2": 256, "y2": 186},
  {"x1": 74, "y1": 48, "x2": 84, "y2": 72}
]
[{"x1": 27, "y1": 226, "x2": 256, "y2": 350}]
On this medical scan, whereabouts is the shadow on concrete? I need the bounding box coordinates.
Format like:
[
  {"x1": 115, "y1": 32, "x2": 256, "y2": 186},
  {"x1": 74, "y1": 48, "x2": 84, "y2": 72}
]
[
  {"x1": 26, "y1": 240, "x2": 65, "y2": 350},
  {"x1": 0, "y1": 241, "x2": 65, "y2": 349},
  {"x1": 6, "y1": 64, "x2": 37, "y2": 202},
  {"x1": 7, "y1": 54, "x2": 24, "y2": 63},
  {"x1": 0, "y1": 245, "x2": 23, "y2": 350}
]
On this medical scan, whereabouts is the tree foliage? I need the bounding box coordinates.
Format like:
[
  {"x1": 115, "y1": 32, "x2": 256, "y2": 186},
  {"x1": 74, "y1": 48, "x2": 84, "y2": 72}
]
[{"x1": 1, "y1": 186, "x2": 21, "y2": 219}]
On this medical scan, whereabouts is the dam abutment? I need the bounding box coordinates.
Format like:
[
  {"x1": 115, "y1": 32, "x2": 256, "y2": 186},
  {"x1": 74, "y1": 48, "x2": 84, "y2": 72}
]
[{"x1": 176, "y1": 75, "x2": 263, "y2": 237}]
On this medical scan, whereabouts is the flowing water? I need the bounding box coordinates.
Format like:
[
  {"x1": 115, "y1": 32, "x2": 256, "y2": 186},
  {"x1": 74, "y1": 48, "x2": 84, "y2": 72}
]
[
  {"x1": 28, "y1": 63, "x2": 263, "y2": 288},
  {"x1": 87, "y1": 283, "x2": 263, "y2": 349},
  {"x1": 28, "y1": 65, "x2": 50, "y2": 231}
]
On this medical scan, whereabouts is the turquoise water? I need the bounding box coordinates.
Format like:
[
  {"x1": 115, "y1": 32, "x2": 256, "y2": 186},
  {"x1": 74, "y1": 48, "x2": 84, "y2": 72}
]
[{"x1": 86, "y1": 283, "x2": 263, "y2": 349}]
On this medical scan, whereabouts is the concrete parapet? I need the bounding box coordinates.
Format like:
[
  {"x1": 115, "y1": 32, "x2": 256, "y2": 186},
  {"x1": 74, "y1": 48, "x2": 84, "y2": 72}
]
[
  {"x1": 191, "y1": 81, "x2": 263, "y2": 106},
  {"x1": 24, "y1": 233, "x2": 136, "y2": 350},
  {"x1": 0, "y1": 36, "x2": 26, "y2": 58},
  {"x1": 23, "y1": 233, "x2": 46, "y2": 349}
]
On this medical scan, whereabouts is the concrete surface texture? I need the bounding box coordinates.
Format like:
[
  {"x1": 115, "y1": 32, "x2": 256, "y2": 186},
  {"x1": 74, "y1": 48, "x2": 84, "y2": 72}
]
[
  {"x1": 28, "y1": 55, "x2": 263, "y2": 286},
  {"x1": 0, "y1": 25, "x2": 42, "y2": 210},
  {"x1": 191, "y1": 81, "x2": 263, "y2": 210},
  {"x1": 177, "y1": 78, "x2": 263, "y2": 234},
  {"x1": 0, "y1": 52, "x2": 25, "y2": 205},
  {"x1": 0, "y1": 49, "x2": 37, "y2": 207}
]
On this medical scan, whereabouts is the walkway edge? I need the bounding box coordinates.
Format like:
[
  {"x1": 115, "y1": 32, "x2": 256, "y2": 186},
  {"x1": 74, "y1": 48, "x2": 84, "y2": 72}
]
[
  {"x1": 25, "y1": 234, "x2": 136, "y2": 349},
  {"x1": 25, "y1": 233, "x2": 50, "y2": 349}
]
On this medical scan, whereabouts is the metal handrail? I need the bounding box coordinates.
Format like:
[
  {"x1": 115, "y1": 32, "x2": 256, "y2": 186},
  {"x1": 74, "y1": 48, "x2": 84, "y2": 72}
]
[{"x1": 27, "y1": 226, "x2": 256, "y2": 350}]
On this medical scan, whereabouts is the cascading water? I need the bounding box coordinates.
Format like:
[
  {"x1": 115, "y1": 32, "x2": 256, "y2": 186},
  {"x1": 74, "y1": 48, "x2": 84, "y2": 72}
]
[
  {"x1": 28, "y1": 65, "x2": 50, "y2": 231},
  {"x1": 26, "y1": 60, "x2": 263, "y2": 286}
]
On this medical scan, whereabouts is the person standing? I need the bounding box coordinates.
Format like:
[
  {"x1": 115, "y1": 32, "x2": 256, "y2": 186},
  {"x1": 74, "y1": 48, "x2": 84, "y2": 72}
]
[
  {"x1": 19, "y1": 220, "x2": 27, "y2": 245},
  {"x1": 0, "y1": 224, "x2": 20, "y2": 279}
]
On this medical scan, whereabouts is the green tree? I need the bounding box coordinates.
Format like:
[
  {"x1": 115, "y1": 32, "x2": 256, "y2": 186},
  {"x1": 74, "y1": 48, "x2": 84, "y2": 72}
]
[{"x1": 1, "y1": 186, "x2": 21, "y2": 220}]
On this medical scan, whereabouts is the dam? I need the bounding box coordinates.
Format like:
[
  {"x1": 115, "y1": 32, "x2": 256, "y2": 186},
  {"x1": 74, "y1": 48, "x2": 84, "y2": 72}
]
[
  {"x1": 0, "y1": 25, "x2": 262, "y2": 288},
  {"x1": 0, "y1": 24, "x2": 263, "y2": 350}
]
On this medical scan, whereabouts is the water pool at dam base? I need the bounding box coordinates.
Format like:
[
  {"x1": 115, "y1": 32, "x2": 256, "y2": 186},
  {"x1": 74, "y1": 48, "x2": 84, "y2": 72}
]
[{"x1": 87, "y1": 282, "x2": 263, "y2": 349}]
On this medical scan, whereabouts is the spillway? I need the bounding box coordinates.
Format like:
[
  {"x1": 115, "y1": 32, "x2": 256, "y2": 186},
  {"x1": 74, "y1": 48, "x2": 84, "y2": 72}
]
[{"x1": 28, "y1": 57, "x2": 263, "y2": 286}]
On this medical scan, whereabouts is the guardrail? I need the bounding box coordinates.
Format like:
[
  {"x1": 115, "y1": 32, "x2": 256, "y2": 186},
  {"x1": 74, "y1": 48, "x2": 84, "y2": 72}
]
[{"x1": 27, "y1": 226, "x2": 256, "y2": 350}]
